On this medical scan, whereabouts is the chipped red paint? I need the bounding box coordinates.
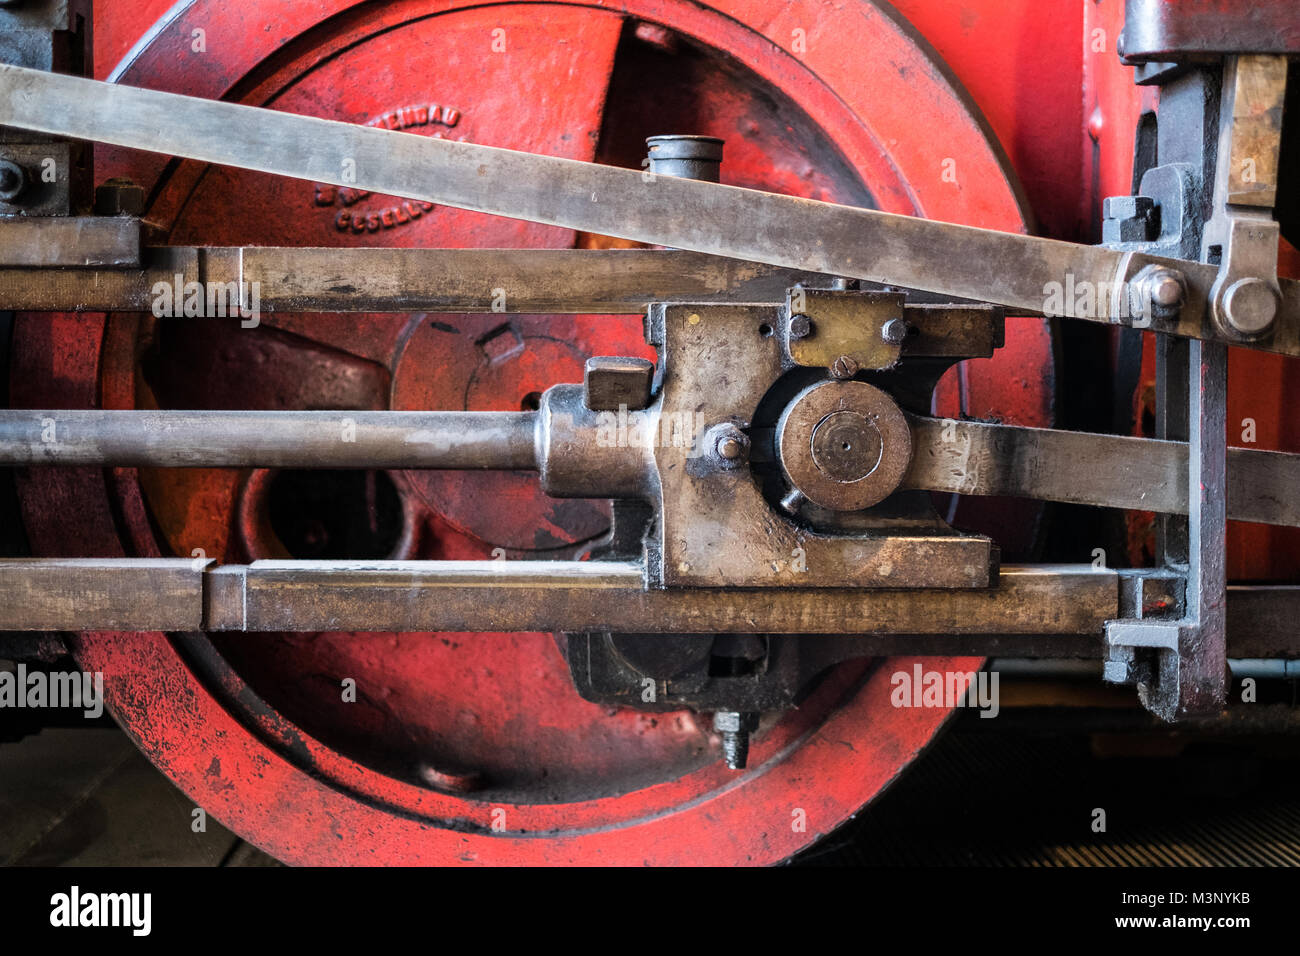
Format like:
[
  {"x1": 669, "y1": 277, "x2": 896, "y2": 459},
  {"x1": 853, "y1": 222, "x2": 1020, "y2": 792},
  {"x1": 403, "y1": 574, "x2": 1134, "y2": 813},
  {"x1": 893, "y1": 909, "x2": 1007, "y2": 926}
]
[{"x1": 13, "y1": 0, "x2": 1088, "y2": 864}]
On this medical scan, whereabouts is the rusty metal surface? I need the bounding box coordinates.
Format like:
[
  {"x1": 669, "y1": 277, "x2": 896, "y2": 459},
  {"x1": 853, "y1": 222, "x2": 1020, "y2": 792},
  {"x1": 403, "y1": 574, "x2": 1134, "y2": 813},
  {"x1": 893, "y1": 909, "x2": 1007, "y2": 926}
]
[
  {"x1": 0, "y1": 557, "x2": 205, "y2": 630},
  {"x1": 1202, "y1": 56, "x2": 1287, "y2": 342},
  {"x1": 1219, "y1": 55, "x2": 1286, "y2": 209},
  {"x1": 0, "y1": 143, "x2": 80, "y2": 215},
  {"x1": 10, "y1": 405, "x2": 1299, "y2": 528},
  {"x1": 582, "y1": 356, "x2": 654, "y2": 412},
  {"x1": 235, "y1": 248, "x2": 822, "y2": 314},
  {"x1": 0, "y1": 247, "x2": 817, "y2": 313},
  {"x1": 0, "y1": 247, "x2": 1016, "y2": 327},
  {"x1": 4, "y1": 556, "x2": 1295, "y2": 658},
  {"x1": 777, "y1": 380, "x2": 912, "y2": 512}
]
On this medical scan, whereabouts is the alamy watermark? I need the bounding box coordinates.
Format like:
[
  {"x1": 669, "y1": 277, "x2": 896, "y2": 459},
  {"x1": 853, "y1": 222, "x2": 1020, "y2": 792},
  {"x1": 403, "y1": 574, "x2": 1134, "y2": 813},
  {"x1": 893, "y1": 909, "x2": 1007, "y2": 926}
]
[
  {"x1": 152, "y1": 274, "x2": 261, "y2": 328},
  {"x1": 50, "y1": 886, "x2": 151, "y2": 936},
  {"x1": 1042, "y1": 274, "x2": 1154, "y2": 326},
  {"x1": 890, "y1": 664, "x2": 999, "y2": 718},
  {"x1": 0, "y1": 663, "x2": 103, "y2": 718},
  {"x1": 594, "y1": 404, "x2": 711, "y2": 455}
]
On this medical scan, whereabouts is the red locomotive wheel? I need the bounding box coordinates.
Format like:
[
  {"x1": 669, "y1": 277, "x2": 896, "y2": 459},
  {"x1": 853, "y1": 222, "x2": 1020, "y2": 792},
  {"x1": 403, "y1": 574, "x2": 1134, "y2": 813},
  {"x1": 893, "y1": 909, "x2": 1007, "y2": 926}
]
[{"x1": 12, "y1": 0, "x2": 1054, "y2": 864}]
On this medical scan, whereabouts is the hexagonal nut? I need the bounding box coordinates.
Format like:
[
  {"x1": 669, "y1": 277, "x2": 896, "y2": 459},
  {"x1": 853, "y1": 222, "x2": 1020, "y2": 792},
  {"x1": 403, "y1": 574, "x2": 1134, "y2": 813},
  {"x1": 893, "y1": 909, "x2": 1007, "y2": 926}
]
[
  {"x1": 712, "y1": 711, "x2": 759, "y2": 734},
  {"x1": 1127, "y1": 266, "x2": 1185, "y2": 323},
  {"x1": 1102, "y1": 195, "x2": 1155, "y2": 221},
  {"x1": 1103, "y1": 217, "x2": 1154, "y2": 244},
  {"x1": 705, "y1": 422, "x2": 750, "y2": 467},
  {"x1": 1101, "y1": 195, "x2": 1157, "y2": 245}
]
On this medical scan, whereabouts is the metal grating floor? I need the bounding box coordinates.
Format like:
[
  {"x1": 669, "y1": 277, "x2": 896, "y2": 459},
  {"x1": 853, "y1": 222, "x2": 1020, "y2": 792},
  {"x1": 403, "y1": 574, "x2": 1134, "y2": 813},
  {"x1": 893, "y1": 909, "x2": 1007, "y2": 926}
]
[
  {"x1": 794, "y1": 711, "x2": 1300, "y2": 866},
  {"x1": 3, "y1": 715, "x2": 1299, "y2": 866}
]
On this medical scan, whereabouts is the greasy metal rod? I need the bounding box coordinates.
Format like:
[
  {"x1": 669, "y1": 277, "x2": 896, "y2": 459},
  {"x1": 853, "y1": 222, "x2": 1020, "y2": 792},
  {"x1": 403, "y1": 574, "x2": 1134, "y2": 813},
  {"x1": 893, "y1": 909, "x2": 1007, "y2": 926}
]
[{"x1": 0, "y1": 410, "x2": 539, "y2": 469}]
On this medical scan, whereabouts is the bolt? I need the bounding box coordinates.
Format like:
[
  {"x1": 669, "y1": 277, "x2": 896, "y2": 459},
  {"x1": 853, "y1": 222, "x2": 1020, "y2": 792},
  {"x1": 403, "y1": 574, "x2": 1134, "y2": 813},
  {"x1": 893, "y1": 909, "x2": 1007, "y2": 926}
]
[
  {"x1": 0, "y1": 159, "x2": 28, "y2": 203},
  {"x1": 1148, "y1": 269, "x2": 1185, "y2": 309},
  {"x1": 830, "y1": 355, "x2": 860, "y2": 379},
  {"x1": 881, "y1": 318, "x2": 909, "y2": 345},
  {"x1": 1221, "y1": 277, "x2": 1279, "y2": 337},
  {"x1": 706, "y1": 423, "x2": 750, "y2": 467},
  {"x1": 788, "y1": 314, "x2": 812, "y2": 339},
  {"x1": 717, "y1": 434, "x2": 747, "y2": 461},
  {"x1": 779, "y1": 487, "x2": 805, "y2": 515},
  {"x1": 1129, "y1": 265, "x2": 1185, "y2": 323},
  {"x1": 713, "y1": 711, "x2": 760, "y2": 770},
  {"x1": 633, "y1": 21, "x2": 678, "y2": 52}
]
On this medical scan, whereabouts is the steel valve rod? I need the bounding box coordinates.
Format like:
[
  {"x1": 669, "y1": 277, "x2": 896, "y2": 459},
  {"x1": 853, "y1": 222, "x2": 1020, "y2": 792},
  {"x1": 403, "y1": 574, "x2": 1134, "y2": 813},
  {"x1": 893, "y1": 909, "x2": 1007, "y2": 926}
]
[
  {"x1": 0, "y1": 410, "x2": 538, "y2": 470},
  {"x1": 2, "y1": 409, "x2": 1300, "y2": 527}
]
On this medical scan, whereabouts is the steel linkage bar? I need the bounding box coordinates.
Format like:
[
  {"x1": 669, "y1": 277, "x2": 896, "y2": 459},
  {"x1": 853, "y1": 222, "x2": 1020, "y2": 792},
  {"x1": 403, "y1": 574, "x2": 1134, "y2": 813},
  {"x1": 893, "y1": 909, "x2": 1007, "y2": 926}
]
[
  {"x1": 0, "y1": 560, "x2": 1118, "y2": 634},
  {"x1": 905, "y1": 416, "x2": 1300, "y2": 527},
  {"x1": 0, "y1": 247, "x2": 822, "y2": 314},
  {"x1": 1, "y1": 64, "x2": 1297, "y2": 355},
  {"x1": 0, "y1": 559, "x2": 1295, "y2": 658}
]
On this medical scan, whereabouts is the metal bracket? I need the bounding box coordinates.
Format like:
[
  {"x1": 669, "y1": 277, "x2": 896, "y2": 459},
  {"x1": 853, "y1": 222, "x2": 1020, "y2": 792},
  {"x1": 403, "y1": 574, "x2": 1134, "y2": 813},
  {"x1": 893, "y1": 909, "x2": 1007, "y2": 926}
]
[
  {"x1": 782, "y1": 288, "x2": 907, "y2": 373},
  {"x1": 1202, "y1": 55, "x2": 1287, "y2": 342},
  {"x1": 1105, "y1": 339, "x2": 1228, "y2": 721},
  {"x1": 645, "y1": 302, "x2": 994, "y2": 589}
]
